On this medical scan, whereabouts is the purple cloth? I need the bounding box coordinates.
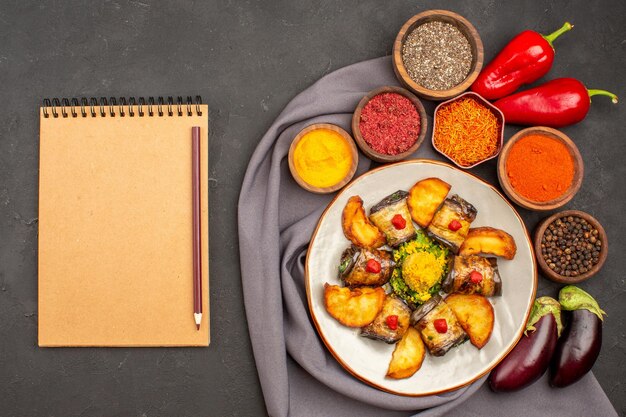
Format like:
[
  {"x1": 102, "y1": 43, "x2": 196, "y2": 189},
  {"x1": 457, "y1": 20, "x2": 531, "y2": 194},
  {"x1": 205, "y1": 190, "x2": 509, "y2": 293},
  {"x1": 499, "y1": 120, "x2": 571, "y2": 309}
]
[{"x1": 237, "y1": 56, "x2": 617, "y2": 417}]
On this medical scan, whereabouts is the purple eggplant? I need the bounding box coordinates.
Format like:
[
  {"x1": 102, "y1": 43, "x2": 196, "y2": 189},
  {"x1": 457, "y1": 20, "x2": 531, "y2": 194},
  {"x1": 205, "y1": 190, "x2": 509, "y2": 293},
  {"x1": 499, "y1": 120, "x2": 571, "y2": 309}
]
[
  {"x1": 550, "y1": 286, "x2": 606, "y2": 387},
  {"x1": 489, "y1": 297, "x2": 563, "y2": 392}
]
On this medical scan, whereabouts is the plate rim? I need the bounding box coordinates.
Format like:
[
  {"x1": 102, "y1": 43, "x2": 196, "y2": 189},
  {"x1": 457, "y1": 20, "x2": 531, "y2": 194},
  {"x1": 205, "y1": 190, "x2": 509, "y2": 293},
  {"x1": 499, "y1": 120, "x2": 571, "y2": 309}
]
[{"x1": 304, "y1": 158, "x2": 538, "y2": 397}]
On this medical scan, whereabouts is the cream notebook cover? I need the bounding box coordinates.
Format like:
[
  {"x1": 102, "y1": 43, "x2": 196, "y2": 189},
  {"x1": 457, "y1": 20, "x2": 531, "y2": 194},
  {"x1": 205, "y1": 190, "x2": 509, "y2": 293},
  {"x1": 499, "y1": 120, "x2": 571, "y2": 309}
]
[{"x1": 38, "y1": 97, "x2": 209, "y2": 347}]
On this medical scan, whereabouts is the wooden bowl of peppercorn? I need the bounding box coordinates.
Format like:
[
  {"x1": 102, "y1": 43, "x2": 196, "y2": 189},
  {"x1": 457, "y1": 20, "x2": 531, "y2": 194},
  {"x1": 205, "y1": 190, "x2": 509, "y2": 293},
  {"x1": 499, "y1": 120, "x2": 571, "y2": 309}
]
[
  {"x1": 392, "y1": 10, "x2": 484, "y2": 101},
  {"x1": 352, "y1": 86, "x2": 428, "y2": 163},
  {"x1": 534, "y1": 210, "x2": 608, "y2": 284}
]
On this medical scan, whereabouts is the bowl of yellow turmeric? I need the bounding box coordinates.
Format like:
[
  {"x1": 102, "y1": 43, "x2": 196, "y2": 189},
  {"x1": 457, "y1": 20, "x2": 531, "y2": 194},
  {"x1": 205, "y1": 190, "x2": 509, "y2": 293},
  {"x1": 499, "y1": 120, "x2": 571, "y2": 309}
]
[{"x1": 288, "y1": 123, "x2": 359, "y2": 194}]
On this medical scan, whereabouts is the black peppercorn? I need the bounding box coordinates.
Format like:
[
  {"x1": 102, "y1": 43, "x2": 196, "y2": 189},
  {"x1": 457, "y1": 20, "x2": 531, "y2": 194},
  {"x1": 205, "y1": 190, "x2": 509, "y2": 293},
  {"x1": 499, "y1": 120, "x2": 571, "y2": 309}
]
[{"x1": 541, "y1": 215, "x2": 602, "y2": 278}]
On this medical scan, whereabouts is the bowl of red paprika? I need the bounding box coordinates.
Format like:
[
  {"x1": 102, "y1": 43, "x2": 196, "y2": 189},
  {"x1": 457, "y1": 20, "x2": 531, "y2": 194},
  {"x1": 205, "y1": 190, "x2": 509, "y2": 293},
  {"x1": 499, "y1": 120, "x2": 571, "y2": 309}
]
[
  {"x1": 497, "y1": 126, "x2": 584, "y2": 211},
  {"x1": 352, "y1": 86, "x2": 427, "y2": 163}
]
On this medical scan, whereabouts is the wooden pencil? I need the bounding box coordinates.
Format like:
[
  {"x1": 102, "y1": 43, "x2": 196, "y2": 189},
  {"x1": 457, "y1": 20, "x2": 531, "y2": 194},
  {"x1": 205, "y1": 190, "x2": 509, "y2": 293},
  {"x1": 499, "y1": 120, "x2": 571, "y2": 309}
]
[{"x1": 192, "y1": 126, "x2": 202, "y2": 330}]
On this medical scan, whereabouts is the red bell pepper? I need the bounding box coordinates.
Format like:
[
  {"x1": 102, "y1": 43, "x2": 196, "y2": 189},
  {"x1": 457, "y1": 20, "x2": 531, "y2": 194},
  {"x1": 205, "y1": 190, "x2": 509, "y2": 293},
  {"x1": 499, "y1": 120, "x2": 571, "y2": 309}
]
[
  {"x1": 471, "y1": 22, "x2": 573, "y2": 100},
  {"x1": 493, "y1": 78, "x2": 618, "y2": 127}
]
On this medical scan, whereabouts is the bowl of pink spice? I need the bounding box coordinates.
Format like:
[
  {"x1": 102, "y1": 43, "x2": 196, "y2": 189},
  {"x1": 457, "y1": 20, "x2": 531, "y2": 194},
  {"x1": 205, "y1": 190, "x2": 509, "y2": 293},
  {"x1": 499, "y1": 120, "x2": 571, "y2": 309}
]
[{"x1": 352, "y1": 86, "x2": 427, "y2": 163}]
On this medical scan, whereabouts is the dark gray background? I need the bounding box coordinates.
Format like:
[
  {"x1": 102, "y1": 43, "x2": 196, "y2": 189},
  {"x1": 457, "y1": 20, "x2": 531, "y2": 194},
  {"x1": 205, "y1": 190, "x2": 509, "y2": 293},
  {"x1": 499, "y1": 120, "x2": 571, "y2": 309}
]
[{"x1": 0, "y1": 1, "x2": 624, "y2": 416}]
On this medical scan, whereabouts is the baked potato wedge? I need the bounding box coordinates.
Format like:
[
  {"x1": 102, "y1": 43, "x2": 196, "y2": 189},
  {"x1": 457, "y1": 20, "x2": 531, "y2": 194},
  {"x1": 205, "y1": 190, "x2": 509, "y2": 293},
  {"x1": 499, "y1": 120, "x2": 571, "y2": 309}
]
[
  {"x1": 386, "y1": 327, "x2": 425, "y2": 379},
  {"x1": 323, "y1": 284, "x2": 385, "y2": 328},
  {"x1": 407, "y1": 178, "x2": 451, "y2": 228},
  {"x1": 445, "y1": 293, "x2": 494, "y2": 349},
  {"x1": 458, "y1": 227, "x2": 517, "y2": 260},
  {"x1": 342, "y1": 196, "x2": 386, "y2": 248}
]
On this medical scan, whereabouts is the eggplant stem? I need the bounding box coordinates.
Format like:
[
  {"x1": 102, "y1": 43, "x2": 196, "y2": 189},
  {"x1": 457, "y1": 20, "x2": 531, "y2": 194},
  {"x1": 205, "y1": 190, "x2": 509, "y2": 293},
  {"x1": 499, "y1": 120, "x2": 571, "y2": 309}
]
[
  {"x1": 588, "y1": 89, "x2": 619, "y2": 104},
  {"x1": 526, "y1": 297, "x2": 563, "y2": 337},
  {"x1": 542, "y1": 22, "x2": 573, "y2": 47},
  {"x1": 559, "y1": 286, "x2": 606, "y2": 321}
]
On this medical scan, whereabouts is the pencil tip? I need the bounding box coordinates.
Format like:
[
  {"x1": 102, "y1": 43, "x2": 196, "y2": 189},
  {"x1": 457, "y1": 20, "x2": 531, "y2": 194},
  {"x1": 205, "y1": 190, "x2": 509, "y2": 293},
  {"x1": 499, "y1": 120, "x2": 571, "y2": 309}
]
[{"x1": 196, "y1": 324, "x2": 200, "y2": 331}]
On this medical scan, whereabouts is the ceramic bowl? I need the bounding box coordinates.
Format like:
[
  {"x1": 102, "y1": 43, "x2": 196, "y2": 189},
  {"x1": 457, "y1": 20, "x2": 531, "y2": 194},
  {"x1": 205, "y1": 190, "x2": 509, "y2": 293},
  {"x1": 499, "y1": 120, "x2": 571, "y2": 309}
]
[{"x1": 432, "y1": 92, "x2": 504, "y2": 169}]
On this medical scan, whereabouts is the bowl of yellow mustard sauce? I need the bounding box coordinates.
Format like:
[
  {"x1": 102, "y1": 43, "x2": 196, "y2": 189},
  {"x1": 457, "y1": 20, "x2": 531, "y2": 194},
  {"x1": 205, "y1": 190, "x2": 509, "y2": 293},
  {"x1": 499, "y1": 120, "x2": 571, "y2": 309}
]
[{"x1": 288, "y1": 123, "x2": 359, "y2": 194}]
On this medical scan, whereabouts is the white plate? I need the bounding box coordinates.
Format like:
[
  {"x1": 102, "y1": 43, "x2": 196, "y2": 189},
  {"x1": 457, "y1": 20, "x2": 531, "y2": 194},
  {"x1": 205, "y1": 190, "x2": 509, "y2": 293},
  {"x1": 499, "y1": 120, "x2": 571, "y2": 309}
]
[{"x1": 305, "y1": 159, "x2": 537, "y2": 396}]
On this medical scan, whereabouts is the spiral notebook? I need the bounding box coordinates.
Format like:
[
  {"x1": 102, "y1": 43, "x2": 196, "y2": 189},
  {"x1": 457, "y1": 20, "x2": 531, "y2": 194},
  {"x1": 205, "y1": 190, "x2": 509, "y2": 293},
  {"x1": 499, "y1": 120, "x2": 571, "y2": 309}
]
[{"x1": 38, "y1": 96, "x2": 209, "y2": 347}]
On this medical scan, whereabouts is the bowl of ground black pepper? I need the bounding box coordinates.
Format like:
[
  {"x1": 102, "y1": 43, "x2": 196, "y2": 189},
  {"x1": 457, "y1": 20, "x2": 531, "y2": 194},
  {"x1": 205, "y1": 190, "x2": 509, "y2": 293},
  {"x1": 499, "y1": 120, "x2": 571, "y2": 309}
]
[
  {"x1": 534, "y1": 210, "x2": 608, "y2": 283},
  {"x1": 351, "y1": 86, "x2": 427, "y2": 163},
  {"x1": 392, "y1": 10, "x2": 484, "y2": 101}
]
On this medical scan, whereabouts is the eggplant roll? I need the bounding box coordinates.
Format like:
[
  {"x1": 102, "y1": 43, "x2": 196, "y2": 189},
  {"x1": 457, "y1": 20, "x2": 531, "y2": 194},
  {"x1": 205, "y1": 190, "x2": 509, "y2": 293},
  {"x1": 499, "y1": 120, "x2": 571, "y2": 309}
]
[
  {"x1": 361, "y1": 295, "x2": 411, "y2": 344},
  {"x1": 427, "y1": 195, "x2": 477, "y2": 254},
  {"x1": 411, "y1": 295, "x2": 468, "y2": 357},
  {"x1": 442, "y1": 255, "x2": 502, "y2": 297},
  {"x1": 338, "y1": 245, "x2": 394, "y2": 287},
  {"x1": 368, "y1": 191, "x2": 417, "y2": 248}
]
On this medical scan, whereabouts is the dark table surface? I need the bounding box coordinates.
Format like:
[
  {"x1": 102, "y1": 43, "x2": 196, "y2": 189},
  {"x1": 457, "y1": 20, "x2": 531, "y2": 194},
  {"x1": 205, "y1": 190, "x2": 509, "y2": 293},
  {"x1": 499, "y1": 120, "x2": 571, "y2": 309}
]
[{"x1": 1, "y1": 1, "x2": 624, "y2": 416}]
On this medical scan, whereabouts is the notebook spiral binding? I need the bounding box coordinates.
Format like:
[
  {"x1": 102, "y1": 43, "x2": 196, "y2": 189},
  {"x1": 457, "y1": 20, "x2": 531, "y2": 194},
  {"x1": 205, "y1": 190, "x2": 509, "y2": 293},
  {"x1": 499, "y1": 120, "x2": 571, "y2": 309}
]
[{"x1": 42, "y1": 96, "x2": 203, "y2": 118}]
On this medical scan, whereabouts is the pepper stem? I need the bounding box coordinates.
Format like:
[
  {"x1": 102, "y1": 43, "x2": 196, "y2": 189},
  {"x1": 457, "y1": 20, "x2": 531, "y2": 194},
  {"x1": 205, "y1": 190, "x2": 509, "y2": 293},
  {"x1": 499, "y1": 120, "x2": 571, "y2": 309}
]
[
  {"x1": 588, "y1": 89, "x2": 619, "y2": 104},
  {"x1": 542, "y1": 22, "x2": 573, "y2": 47}
]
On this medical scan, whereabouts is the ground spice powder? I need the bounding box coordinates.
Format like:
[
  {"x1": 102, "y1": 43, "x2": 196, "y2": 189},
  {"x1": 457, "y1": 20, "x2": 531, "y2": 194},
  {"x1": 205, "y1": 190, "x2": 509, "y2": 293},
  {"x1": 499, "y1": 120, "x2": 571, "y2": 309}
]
[
  {"x1": 506, "y1": 134, "x2": 574, "y2": 202},
  {"x1": 402, "y1": 21, "x2": 473, "y2": 91},
  {"x1": 359, "y1": 93, "x2": 421, "y2": 155},
  {"x1": 293, "y1": 128, "x2": 352, "y2": 188}
]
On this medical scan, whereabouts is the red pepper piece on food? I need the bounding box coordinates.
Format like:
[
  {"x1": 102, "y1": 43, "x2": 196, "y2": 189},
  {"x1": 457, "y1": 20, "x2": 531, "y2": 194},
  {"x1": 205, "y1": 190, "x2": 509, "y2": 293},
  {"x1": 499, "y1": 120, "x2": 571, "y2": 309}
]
[
  {"x1": 386, "y1": 315, "x2": 399, "y2": 330},
  {"x1": 448, "y1": 219, "x2": 462, "y2": 231},
  {"x1": 391, "y1": 214, "x2": 407, "y2": 230},
  {"x1": 471, "y1": 22, "x2": 573, "y2": 100},
  {"x1": 365, "y1": 259, "x2": 381, "y2": 274},
  {"x1": 434, "y1": 318, "x2": 448, "y2": 334},
  {"x1": 470, "y1": 270, "x2": 483, "y2": 284},
  {"x1": 494, "y1": 78, "x2": 618, "y2": 128}
]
